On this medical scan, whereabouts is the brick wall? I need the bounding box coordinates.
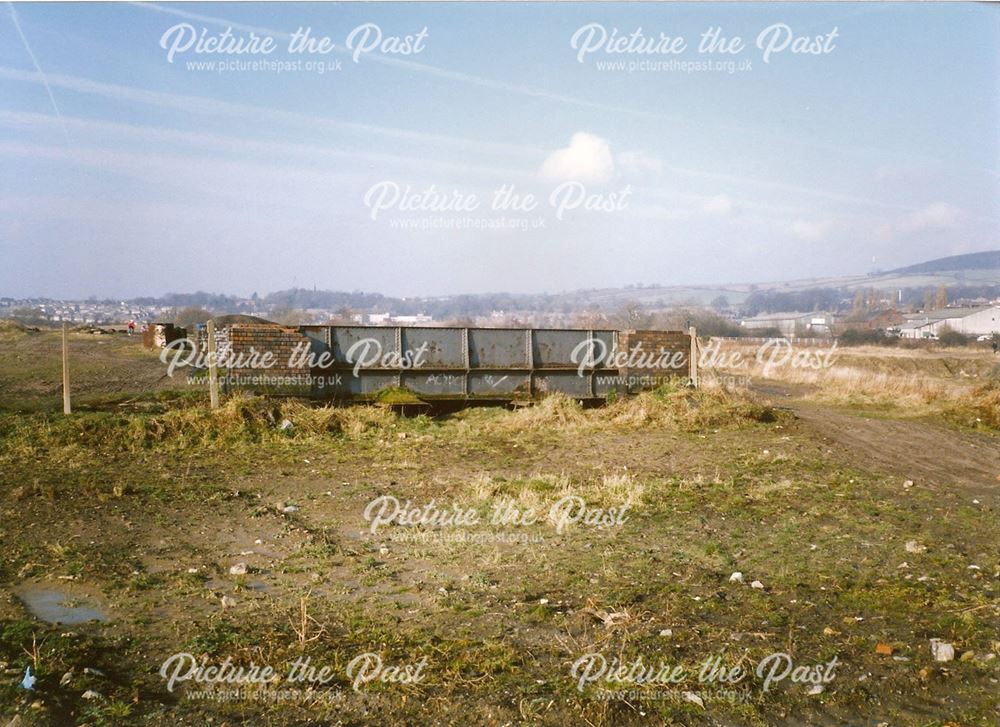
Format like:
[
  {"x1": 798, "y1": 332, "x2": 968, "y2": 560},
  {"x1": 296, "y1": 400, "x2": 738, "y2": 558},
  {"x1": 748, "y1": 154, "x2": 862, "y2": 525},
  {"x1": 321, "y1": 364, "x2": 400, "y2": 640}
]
[
  {"x1": 221, "y1": 323, "x2": 313, "y2": 395},
  {"x1": 617, "y1": 329, "x2": 691, "y2": 384}
]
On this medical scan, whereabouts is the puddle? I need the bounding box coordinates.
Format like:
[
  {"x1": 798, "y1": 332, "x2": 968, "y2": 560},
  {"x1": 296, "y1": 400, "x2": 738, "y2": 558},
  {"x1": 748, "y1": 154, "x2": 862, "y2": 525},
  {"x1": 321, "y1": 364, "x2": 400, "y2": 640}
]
[{"x1": 16, "y1": 586, "x2": 108, "y2": 624}]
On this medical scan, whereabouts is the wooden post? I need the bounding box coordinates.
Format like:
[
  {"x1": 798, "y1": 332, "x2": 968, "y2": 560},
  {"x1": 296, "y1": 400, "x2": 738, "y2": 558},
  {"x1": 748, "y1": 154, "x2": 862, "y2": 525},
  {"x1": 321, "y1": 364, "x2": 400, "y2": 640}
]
[
  {"x1": 61, "y1": 322, "x2": 72, "y2": 414},
  {"x1": 207, "y1": 319, "x2": 220, "y2": 410},
  {"x1": 688, "y1": 326, "x2": 698, "y2": 389}
]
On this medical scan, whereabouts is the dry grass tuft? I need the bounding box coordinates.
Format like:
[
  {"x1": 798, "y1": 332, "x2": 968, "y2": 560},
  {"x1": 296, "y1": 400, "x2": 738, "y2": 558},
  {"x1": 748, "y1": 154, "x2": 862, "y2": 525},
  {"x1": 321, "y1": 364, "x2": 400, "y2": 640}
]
[
  {"x1": 491, "y1": 394, "x2": 588, "y2": 432},
  {"x1": 945, "y1": 381, "x2": 1000, "y2": 430},
  {"x1": 0, "y1": 380, "x2": 781, "y2": 460},
  {"x1": 605, "y1": 385, "x2": 777, "y2": 430},
  {"x1": 0, "y1": 319, "x2": 35, "y2": 341},
  {"x1": 483, "y1": 385, "x2": 777, "y2": 435}
]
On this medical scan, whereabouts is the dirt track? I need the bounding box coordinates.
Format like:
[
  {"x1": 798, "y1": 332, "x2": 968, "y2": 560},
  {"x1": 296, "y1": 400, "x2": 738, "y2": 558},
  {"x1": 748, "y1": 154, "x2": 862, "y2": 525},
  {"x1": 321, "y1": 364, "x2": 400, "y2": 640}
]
[{"x1": 757, "y1": 383, "x2": 1000, "y2": 499}]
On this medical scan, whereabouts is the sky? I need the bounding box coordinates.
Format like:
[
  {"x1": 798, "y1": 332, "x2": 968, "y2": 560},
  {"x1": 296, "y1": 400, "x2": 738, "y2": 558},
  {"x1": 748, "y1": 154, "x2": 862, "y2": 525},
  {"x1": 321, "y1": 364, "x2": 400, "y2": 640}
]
[{"x1": 1, "y1": 1, "x2": 998, "y2": 299}]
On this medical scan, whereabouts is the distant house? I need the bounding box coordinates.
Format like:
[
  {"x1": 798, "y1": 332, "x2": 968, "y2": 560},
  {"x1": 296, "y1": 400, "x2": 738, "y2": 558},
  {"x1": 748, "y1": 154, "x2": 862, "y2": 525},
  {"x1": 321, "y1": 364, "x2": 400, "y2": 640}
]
[
  {"x1": 364, "y1": 312, "x2": 433, "y2": 325},
  {"x1": 900, "y1": 306, "x2": 1000, "y2": 338},
  {"x1": 393, "y1": 314, "x2": 433, "y2": 325},
  {"x1": 740, "y1": 312, "x2": 835, "y2": 336}
]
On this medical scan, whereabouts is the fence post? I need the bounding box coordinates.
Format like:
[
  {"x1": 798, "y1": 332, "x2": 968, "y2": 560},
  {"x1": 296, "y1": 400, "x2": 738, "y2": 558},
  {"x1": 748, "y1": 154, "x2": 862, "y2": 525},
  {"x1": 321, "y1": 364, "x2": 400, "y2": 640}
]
[
  {"x1": 62, "y1": 322, "x2": 72, "y2": 414},
  {"x1": 207, "y1": 319, "x2": 220, "y2": 410},
  {"x1": 688, "y1": 326, "x2": 698, "y2": 388}
]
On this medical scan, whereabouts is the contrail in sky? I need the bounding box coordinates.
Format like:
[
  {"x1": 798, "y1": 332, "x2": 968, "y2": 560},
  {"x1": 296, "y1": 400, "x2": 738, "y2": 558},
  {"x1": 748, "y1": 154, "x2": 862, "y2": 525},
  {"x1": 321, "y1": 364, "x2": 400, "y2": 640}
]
[{"x1": 7, "y1": 2, "x2": 70, "y2": 145}]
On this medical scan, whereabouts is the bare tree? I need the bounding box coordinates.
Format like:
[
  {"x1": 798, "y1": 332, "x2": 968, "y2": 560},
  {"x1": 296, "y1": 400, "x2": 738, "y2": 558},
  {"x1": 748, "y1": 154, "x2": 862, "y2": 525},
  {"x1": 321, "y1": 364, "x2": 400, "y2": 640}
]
[{"x1": 174, "y1": 306, "x2": 213, "y2": 328}]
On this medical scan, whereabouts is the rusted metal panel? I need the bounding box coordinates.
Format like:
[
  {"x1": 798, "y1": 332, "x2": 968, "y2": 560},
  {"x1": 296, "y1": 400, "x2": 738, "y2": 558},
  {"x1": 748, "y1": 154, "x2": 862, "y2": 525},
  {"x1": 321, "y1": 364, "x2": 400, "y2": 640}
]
[
  {"x1": 467, "y1": 372, "x2": 532, "y2": 397},
  {"x1": 468, "y1": 328, "x2": 529, "y2": 368},
  {"x1": 401, "y1": 327, "x2": 465, "y2": 368},
  {"x1": 329, "y1": 326, "x2": 397, "y2": 367},
  {"x1": 533, "y1": 329, "x2": 595, "y2": 368},
  {"x1": 401, "y1": 371, "x2": 465, "y2": 397},
  {"x1": 533, "y1": 371, "x2": 594, "y2": 398},
  {"x1": 295, "y1": 325, "x2": 688, "y2": 402}
]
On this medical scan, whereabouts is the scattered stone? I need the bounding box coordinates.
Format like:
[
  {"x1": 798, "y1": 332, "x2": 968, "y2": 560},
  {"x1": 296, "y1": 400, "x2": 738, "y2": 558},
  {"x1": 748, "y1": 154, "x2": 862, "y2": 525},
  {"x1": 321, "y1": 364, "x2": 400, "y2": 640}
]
[
  {"x1": 930, "y1": 639, "x2": 955, "y2": 662},
  {"x1": 83, "y1": 667, "x2": 105, "y2": 677},
  {"x1": 904, "y1": 541, "x2": 927, "y2": 554},
  {"x1": 682, "y1": 691, "x2": 704, "y2": 708},
  {"x1": 597, "y1": 610, "x2": 627, "y2": 627},
  {"x1": 539, "y1": 598, "x2": 549, "y2": 605},
  {"x1": 186, "y1": 567, "x2": 199, "y2": 574},
  {"x1": 967, "y1": 565, "x2": 981, "y2": 570},
  {"x1": 822, "y1": 627, "x2": 840, "y2": 636},
  {"x1": 902, "y1": 480, "x2": 914, "y2": 490},
  {"x1": 750, "y1": 580, "x2": 765, "y2": 590},
  {"x1": 81, "y1": 690, "x2": 101, "y2": 700},
  {"x1": 806, "y1": 684, "x2": 824, "y2": 695},
  {"x1": 281, "y1": 504, "x2": 299, "y2": 514},
  {"x1": 59, "y1": 671, "x2": 73, "y2": 686},
  {"x1": 229, "y1": 563, "x2": 248, "y2": 576},
  {"x1": 960, "y1": 650, "x2": 975, "y2": 662},
  {"x1": 279, "y1": 419, "x2": 293, "y2": 431},
  {"x1": 379, "y1": 545, "x2": 389, "y2": 556},
  {"x1": 220, "y1": 596, "x2": 237, "y2": 609},
  {"x1": 729, "y1": 571, "x2": 744, "y2": 584},
  {"x1": 659, "y1": 628, "x2": 673, "y2": 637},
  {"x1": 875, "y1": 643, "x2": 894, "y2": 656}
]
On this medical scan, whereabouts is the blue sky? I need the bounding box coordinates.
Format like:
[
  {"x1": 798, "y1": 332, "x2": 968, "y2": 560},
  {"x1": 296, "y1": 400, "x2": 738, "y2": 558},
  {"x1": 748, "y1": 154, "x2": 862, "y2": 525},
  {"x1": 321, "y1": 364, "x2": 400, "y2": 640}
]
[{"x1": 1, "y1": 2, "x2": 998, "y2": 298}]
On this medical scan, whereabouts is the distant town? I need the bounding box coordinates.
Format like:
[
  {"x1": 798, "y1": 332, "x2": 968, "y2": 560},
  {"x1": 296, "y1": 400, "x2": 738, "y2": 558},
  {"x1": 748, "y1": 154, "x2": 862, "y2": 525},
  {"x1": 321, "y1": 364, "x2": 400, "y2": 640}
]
[{"x1": 3, "y1": 285, "x2": 999, "y2": 343}]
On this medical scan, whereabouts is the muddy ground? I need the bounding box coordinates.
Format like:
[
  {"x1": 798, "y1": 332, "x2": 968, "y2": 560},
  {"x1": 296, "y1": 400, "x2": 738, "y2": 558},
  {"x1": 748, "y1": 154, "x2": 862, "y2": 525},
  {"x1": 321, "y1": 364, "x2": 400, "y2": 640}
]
[{"x1": 0, "y1": 329, "x2": 997, "y2": 726}]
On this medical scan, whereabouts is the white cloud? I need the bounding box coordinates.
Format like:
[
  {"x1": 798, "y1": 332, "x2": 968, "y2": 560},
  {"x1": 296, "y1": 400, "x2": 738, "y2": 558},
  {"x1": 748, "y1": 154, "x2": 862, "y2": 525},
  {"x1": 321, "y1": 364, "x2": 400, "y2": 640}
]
[
  {"x1": 701, "y1": 194, "x2": 735, "y2": 217},
  {"x1": 540, "y1": 132, "x2": 615, "y2": 184},
  {"x1": 898, "y1": 202, "x2": 960, "y2": 233},
  {"x1": 789, "y1": 219, "x2": 829, "y2": 241}
]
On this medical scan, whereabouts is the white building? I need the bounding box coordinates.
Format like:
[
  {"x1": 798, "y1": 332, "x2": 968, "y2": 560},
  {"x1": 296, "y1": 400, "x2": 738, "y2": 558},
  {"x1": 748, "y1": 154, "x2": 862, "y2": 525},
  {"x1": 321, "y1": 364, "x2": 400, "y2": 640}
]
[
  {"x1": 900, "y1": 306, "x2": 1000, "y2": 338},
  {"x1": 740, "y1": 312, "x2": 835, "y2": 336}
]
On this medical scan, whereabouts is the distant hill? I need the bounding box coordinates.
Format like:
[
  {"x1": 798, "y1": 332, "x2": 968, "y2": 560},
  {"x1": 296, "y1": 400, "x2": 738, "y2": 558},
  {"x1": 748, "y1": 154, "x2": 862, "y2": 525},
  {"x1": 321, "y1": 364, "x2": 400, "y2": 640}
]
[
  {"x1": 889, "y1": 250, "x2": 1000, "y2": 275},
  {"x1": 110, "y1": 250, "x2": 1000, "y2": 318}
]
